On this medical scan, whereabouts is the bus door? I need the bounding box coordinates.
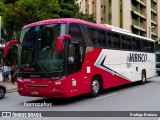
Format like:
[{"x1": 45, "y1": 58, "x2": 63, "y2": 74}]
[
  {"x1": 67, "y1": 23, "x2": 85, "y2": 74},
  {"x1": 67, "y1": 42, "x2": 83, "y2": 74}
]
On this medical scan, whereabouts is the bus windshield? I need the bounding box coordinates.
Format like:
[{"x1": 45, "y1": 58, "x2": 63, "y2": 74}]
[{"x1": 19, "y1": 23, "x2": 66, "y2": 74}]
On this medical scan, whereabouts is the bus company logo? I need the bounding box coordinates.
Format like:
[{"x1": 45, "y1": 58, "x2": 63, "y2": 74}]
[{"x1": 129, "y1": 53, "x2": 147, "y2": 62}]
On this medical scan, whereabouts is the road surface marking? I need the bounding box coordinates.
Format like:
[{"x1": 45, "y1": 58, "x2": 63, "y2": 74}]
[{"x1": 95, "y1": 93, "x2": 118, "y2": 100}]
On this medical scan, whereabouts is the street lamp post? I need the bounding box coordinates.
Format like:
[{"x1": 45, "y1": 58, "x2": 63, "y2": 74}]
[{"x1": 149, "y1": 26, "x2": 155, "y2": 39}]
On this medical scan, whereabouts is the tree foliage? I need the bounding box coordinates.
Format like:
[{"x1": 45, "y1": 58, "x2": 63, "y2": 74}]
[{"x1": 0, "y1": 0, "x2": 95, "y2": 40}]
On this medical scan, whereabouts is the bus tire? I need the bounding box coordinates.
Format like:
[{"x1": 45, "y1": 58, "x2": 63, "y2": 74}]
[
  {"x1": 141, "y1": 71, "x2": 146, "y2": 84},
  {"x1": 90, "y1": 76, "x2": 101, "y2": 97}
]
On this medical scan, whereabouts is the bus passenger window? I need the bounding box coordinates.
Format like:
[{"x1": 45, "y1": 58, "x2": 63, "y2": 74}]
[
  {"x1": 132, "y1": 38, "x2": 141, "y2": 51},
  {"x1": 87, "y1": 28, "x2": 100, "y2": 46},
  {"x1": 141, "y1": 40, "x2": 148, "y2": 52},
  {"x1": 121, "y1": 35, "x2": 131, "y2": 50},
  {"x1": 107, "y1": 32, "x2": 113, "y2": 48},
  {"x1": 92, "y1": 31, "x2": 100, "y2": 46},
  {"x1": 87, "y1": 28, "x2": 107, "y2": 47},
  {"x1": 113, "y1": 33, "x2": 120, "y2": 49},
  {"x1": 69, "y1": 24, "x2": 84, "y2": 43},
  {"x1": 107, "y1": 32, "x2": 120, "y2": 49},
  {"x1": 148, "y1": 42, "x2": 154, "y2": 52},
  {"x1": 100, "y1": 31, "x2": 106, "y2": 47}
]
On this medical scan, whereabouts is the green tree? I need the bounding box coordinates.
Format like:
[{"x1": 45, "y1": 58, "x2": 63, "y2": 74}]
[{"x1": 0, "y1": 0, "x2": 95, "y2": 40}]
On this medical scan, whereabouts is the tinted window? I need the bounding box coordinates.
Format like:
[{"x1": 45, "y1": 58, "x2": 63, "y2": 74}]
[
  {"x1": 148, "y1": 41, "x2": 154, "y2": 52},
  {"x1": 107, "y1": 32, "x2": 120, "y2": 49},
  {"x1": 87, "y1": 28, "x2": 106, "y2": 47},
  {"x1": 121, "y1": 35, "x2": 131, "y2": 50},
  {"x1": 141, "y1": 40, "x2": 148, "y2": 51},
  {"x1": 107, "y1": 32, "x2": 113, "y2": 48},
  {"x1": 132, "y1": 37, "x2": 141, "y2": 51},
  {"x1": 69, "y1": 24, "x2": 84, "y2": 43},
  {"x1": 100, "y1": 30, "x2": 106, "y2": 47},
  {"x1": 113, "y1": 33, "x2": 120, "y2": 49}
]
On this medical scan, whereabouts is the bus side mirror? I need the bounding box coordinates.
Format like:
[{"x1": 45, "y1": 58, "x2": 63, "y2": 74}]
[
  {"x1": 56, "y1": 35, "x2": 71, "y2": 52},
  {"x1": 4, "y1": 40, "x2": 21, "y2": 56}
]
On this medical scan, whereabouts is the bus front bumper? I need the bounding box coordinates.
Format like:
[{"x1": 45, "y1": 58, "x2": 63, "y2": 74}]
[{"x1": 18, "y1": 83, "x2": 69, "y2": 98}]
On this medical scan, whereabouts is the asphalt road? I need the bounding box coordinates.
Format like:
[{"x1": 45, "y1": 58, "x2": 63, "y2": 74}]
[{"x1": 1, "y1": 76, "x2": 160, "y2": 120}]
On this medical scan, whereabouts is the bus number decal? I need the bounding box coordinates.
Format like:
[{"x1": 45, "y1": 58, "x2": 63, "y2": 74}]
[{"x1": 129, "y1": 53, "x2": 147, "y2": 62}]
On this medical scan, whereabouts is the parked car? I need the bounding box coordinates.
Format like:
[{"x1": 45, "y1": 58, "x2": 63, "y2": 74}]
[{"x1": 0, "y1": 69, "x2": 6, "y2": 99}]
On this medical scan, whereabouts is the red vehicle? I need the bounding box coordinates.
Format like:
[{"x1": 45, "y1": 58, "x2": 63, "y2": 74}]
[{"x1": 4, "y1": 18, "x2": 155, "y2": 98}]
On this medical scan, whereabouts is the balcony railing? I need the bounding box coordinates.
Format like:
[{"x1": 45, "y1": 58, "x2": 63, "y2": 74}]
[
  {"x1": 132, "y1": 0, "x2": 146, "y2": 7},
  {"x1": 136, "y1": 0, "x2": 146, "y2": 7},
  {"x1": 151, "y1": 31, "x2": 157, "y2": 37},
  {"x1": 151, "y1": 8, "x2": 157, "y2": 15},
  {"x1": 151, "y1": 20, "x2": 157, "y2": 25},
  {"x1": 131, "y1": 10, "x2": 146, "y2": 20},
  {"x1": 152, "y1": 0, "x2": 157, "y2": 3},
  {"x1": 132, "y1": 24, "x2": 146, "y2": 32}
]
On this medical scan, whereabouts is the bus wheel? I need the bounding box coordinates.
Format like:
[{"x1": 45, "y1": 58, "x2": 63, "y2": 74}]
[
  {"x1": 141, "y1": 71, "x2": 146, "y2": 84},
  {"x1": 158, "y1": 72, "x2": 160, "y2": 76},
  {"x1": 91, "y1": 76, "x2": 101, "y2": 97}
]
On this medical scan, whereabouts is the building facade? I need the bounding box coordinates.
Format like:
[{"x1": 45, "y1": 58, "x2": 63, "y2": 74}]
[{"x1": 76, "y1": 0, "x2": 160, "y2": 41}]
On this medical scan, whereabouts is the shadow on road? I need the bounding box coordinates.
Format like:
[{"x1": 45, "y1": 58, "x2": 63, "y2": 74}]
[{"x1": 23, "y1": 80, "x2": 154, "y2": 106}]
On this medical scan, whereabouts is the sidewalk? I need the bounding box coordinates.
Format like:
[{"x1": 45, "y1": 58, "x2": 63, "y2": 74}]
[{"x1": 4, "y1": 82, "x2": 17, "y2": 93}]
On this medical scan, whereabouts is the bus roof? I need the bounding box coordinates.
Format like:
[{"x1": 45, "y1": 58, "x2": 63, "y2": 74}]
[
  {"x1": 102, "y1": 24, "x2": 130, "y2": 33},
  {"x1": 23, "y1": 18, "x2": 112, "y2": 30},
  {"x1": 102, "y1": 24, "x2": 154, "y2": 42},
  {"x1": 24, "y1": 18, "x2": 154, "y2": 42}
]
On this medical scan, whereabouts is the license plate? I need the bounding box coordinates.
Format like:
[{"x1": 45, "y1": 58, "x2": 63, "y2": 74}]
[{"x1": 31, "y1": 91, "x2": 39, "y2": 95}]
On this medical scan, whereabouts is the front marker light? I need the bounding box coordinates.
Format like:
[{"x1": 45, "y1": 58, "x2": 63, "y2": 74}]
[{"x1": 17, "y1": 77, "x2": 23, "y2": 82}]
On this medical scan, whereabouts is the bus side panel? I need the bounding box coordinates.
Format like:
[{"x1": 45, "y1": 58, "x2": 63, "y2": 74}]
[
  {"x1": 79, "y1": 48, "x2": 132, "y2": 93},
  {"x1": 93, "y1": 49, "x2": 156, "y2": 85}
]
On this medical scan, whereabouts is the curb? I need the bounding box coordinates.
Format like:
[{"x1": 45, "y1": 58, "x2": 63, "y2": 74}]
[
  {"x1": 4, "y1": 83, "x2": 17, "y2": 93},
  {"x1": 7, "y1": 89, "x2": 17, "y2": 93}
]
